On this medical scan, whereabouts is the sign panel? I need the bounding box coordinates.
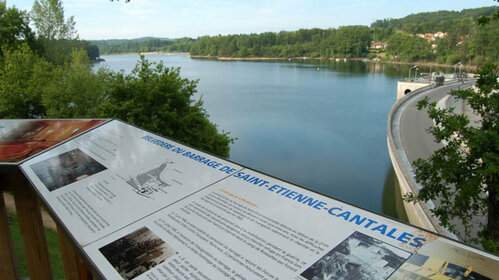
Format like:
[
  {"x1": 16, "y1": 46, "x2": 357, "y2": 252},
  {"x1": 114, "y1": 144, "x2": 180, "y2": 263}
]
[
  {"x1": 18, "y1": 119, "x2": 499, "y2": 279},
  {"x1": 0, "y1": 119, "x2": 106, "y2": 165},
  {"x1": 83, "y1": 170, "x2": 499, "y2": 280},
  {"x1": 20, "y1": 120, "x2": 243, "y2": 245}
]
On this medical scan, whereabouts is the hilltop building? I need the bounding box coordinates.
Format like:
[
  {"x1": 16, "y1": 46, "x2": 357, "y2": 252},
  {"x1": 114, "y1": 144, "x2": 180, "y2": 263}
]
[
  {"x1": 370, "y1": 41, "x2": 387, "y2": 49},
  {"x1": 416, "y1": 32, "x2": 448, "y2": 41}
]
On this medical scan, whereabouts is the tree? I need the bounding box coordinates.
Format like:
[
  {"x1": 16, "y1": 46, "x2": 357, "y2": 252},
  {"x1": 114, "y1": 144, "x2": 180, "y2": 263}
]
[
  {"x1": 407, "y1": 63, "x2": 499, "y2": 253},
  {"x1": 386, "y1": 33, "x2": 432, "y2": 62},
  {"x1": 477, "y1": 0, "x2": 499, "y2": 26},
  {"x1": 42, "y1": 49, "x2": 105, "y2": 118},
  {"x1": 31, "y1": 0, "x2": 78, "y2": 64},
  {"x1": 0, "y1": 44, "x2": 53, "y2": 118},
  {"x1": 82, "y1": 42, "x2": 100, "y2": 61},
  {"x1": 0, "y1": 1, "x2": 38, "y2": 56},
  {"x1": 31, "y1": 0, "x2": 77, "y2": 41}
]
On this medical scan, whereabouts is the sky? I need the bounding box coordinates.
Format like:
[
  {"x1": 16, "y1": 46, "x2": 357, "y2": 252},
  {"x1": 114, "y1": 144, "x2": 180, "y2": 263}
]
[{"x1": 5, "y1": 0, "x2": 497, "y2": 40}]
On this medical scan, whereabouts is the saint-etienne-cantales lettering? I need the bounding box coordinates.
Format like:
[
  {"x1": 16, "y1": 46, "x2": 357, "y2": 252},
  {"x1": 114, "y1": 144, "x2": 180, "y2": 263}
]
[
  {"x1": 142, "y1": 134, "x2": 426, "y2": 248},
  {"x1": 233, "y1": 171, "x2": 426, "y2": 248}
]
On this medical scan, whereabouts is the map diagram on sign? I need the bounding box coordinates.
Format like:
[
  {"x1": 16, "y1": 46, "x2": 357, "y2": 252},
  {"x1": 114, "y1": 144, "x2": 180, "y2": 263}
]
[{"x1": 125, "y1": 161, "x2": 175, "y2": 199}]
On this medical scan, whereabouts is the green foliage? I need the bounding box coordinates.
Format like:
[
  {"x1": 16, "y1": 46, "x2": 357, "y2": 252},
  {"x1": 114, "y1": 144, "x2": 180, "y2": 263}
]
[
  {"x1": 0, "y1": 44, "x2": 53, "y2": 118},
  {"x1": 407, "y1": 64, "x2": 499, "y2": 253},
  {"x1": 31, "y1": 0, "x2": 77, "y2": 40},
  {"x1": 386, "y1": 33, "x2": 432, "y2": 62},
  {"x1": 0, "y1": 1, "x2": 38, "y2": 56},
  {"x1": 371, "y1": 27, "x2": 395, "y2": 42},
  {"x1": 31, "y1": 0, "x2": 81, "y2": 65},
  {"x1": 82, "y1": 41, "x2": 100, "y2": 60},
  {"x1": 42, "y1": 49, "x2": 105, "y2": 118},
  {"x1": 0, "y1": 1, "x2": 232, "y2": 158},
  {"x1": 0, "y1": 42, "x2": 233, "y2": 157},
  {"x1": 95, "y1": 56, "x2": 233, "y2": 157},
  {"x1": 372, "y1": 6, "x2": 499, "y2": 66},
  {"x1": 190, "y1": 26, "x2": 371, "y2": 59},
  {"x1": 87, "y1": 6, "x2": 498, "y2": 65},
  {"x1": 90, "y1": 37, "x2": 193, "y2": 55},
  {"x1": 371, "y1": 6, "x2": 498, "y2": 33}
]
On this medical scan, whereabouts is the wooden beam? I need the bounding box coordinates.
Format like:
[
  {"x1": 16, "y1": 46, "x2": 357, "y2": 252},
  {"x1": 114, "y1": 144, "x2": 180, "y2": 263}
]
[
  {"x1": 12, "y1": 173, "x2": 53, "y2": 280},
  {"x1": 76, "y1": 252, "x2": 93, "y2": 280},
  {"x1": 57, "y1": 226, "x2": 80, "y2": 280},
  {"x1": 57, "y1": 226, "x2": 94, "y2": 280},
  {"x1": 0, "y1": 187, "x2": 19, "y2": 280}
]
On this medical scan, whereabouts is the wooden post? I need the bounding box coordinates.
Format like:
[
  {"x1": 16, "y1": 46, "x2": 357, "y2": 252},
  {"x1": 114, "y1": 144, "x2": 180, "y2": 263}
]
[
  {"x1": 11, "y1": 172, "x2": 52, "y2": 280},
  {"x1": 57, "y1": 226, "x2": 93, "y2": 280},
  {"x1": 57, "y1": 226, "x2": 80, "y2": 280},
  {"x1": 76, "y1": 253, "x2": 93, "y2": 280},
  {"x1": 0, "y1": 186, "x2": 19, "y2": 279}
]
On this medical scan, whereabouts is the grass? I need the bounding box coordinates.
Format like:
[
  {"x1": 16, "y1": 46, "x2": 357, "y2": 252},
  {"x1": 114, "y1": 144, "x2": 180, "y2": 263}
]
[{"x1": 9, "y1": 212, "x2": 65, "y2": 279}]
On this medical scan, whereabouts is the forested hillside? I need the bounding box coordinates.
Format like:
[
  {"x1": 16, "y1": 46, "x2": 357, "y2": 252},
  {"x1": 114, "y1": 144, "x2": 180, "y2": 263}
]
[
  {"x1": 91, "y1": 37, "x2": 193, "y2": 54},
  {"x1": 189, "y1": 6, "x2": 498, "y2": 65},
  {"x1": 371, "y1": 6, "x2": 498, "y2": 33},
  {"x1": 190, "y1": 26, "x2": 371, "y2": 58},
  {"x1": 93, "y1": 6, "x2": 498, "y2": 65}
]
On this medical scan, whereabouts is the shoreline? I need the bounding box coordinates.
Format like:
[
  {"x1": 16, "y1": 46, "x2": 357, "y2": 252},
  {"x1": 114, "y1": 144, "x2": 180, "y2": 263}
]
[
  {"x1": 190, "y1": 55, "x2": 288, "y2": 61},
  {"x1": 99, "y1": 52, "x2": 477, "y2": 70},
  {"x1": 382, "y1": 60, "x2": 477, "y2": 71},
  {"x1": 100, "y1": 51, "x2": 189, "y2": 56},
  {"x1": 189, "y1": 55, "x2": 477, "y2": 70}
]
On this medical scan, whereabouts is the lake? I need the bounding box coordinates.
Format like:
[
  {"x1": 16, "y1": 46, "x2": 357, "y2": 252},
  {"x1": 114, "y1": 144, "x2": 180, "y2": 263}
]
[{"x1": 94, "y1": 54, "x2": 448, "y2": 217}]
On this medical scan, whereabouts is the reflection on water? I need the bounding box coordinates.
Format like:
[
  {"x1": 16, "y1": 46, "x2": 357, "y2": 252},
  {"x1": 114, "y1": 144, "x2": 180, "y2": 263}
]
[
  {"x1": 94, "y1": 54, "x2": 442, "y2": 214},
  {"x1": 252, "y1": 58, "x2": 456, "y2": 79},
  {"x1": 382, "y1": 167, "x2": 408, "y2": 222}
]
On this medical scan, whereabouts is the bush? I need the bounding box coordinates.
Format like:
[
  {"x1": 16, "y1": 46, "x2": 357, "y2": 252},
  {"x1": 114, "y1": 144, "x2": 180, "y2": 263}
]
[
  {"x1": 0, "y1": 46, "x2": 234, "y2": 158},
  {"x1": 472, "y1": 55, "x2": 486, "y2": 66},
  {"x1": 446, "y1": 53, "x2": 461, "y2": 65},
  {"x1": 95, "y1": 56, "x2": 234, "y2": 157}
]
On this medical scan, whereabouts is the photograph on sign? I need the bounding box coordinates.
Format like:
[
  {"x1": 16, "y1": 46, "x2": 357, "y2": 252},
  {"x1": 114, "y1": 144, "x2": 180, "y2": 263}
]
[
  {"x1": 99, "y1": 227, "x2": 176, "y2": 280},
  {"x1": 0, "y1": 119, "x2": 105, "y2": 163},
  {"x1": 30, "y1": 148, "x2": 107, "y2": 191},
  {"x1": 388, "y1": 253, "x2": 491, "y2": 280},
  {"x1": 300, "y1": 231, "x2": 411, "y2": 280}
]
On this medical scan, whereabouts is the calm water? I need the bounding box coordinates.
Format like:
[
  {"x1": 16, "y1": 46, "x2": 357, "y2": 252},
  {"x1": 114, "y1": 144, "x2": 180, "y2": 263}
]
[{"x1": 94, "y1": 54, "x2": 445, "y2": 215}]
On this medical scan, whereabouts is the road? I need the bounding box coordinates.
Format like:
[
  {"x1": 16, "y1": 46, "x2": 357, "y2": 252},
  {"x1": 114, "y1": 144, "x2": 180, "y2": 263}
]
[{"x1": 400, "y1": 81, "x2": 474, "y2": 164}]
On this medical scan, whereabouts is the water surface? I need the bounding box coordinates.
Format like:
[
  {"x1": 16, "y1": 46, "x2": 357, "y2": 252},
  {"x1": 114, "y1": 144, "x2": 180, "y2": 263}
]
[{"x1": 95, "y1": 54, "x2": 446, "y2": 214}]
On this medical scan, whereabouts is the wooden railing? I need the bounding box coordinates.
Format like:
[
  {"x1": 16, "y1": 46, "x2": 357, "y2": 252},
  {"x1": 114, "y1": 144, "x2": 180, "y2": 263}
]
[{"x1": 0, "y1": 171, "x2": 94, "y2": 280}]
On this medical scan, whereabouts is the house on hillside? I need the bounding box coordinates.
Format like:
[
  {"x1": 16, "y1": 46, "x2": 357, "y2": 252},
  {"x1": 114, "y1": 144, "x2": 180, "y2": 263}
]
[
  {"x1": 433, "y1": 31, "x2": 448, "y2": 39},
  {"x1": 416, "y1": 32, "x2": 448, "y2": 41},
  {"x1": 370, "y1": 41, "x2": 387, "y2": 49}
]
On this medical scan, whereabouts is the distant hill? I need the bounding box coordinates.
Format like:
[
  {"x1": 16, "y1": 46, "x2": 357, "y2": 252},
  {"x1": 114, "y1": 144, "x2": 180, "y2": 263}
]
[
  {"x1": 371, "y1": 6, "x2": 498, "y2": 33},
  {"x1": 89, "y1": 37, "x2": 169, "y2": 46},
  {"x1": 89, "y1": 37, "x2": 193, "y2": 54},
  {"x1": 92, "y1": 6, "x2": 498, "y2": 65}
]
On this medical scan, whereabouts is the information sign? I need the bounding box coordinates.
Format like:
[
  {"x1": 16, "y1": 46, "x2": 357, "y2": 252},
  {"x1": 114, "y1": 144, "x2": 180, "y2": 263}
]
[{"x1": 19, "y1": 119, "x2": 499, "y2": 280}]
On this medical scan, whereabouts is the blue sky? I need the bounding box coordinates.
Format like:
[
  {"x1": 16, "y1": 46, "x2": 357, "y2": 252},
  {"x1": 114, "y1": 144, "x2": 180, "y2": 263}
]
[{"x1": 6, "y1": 0, "x2": 497, "y2": 40}]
